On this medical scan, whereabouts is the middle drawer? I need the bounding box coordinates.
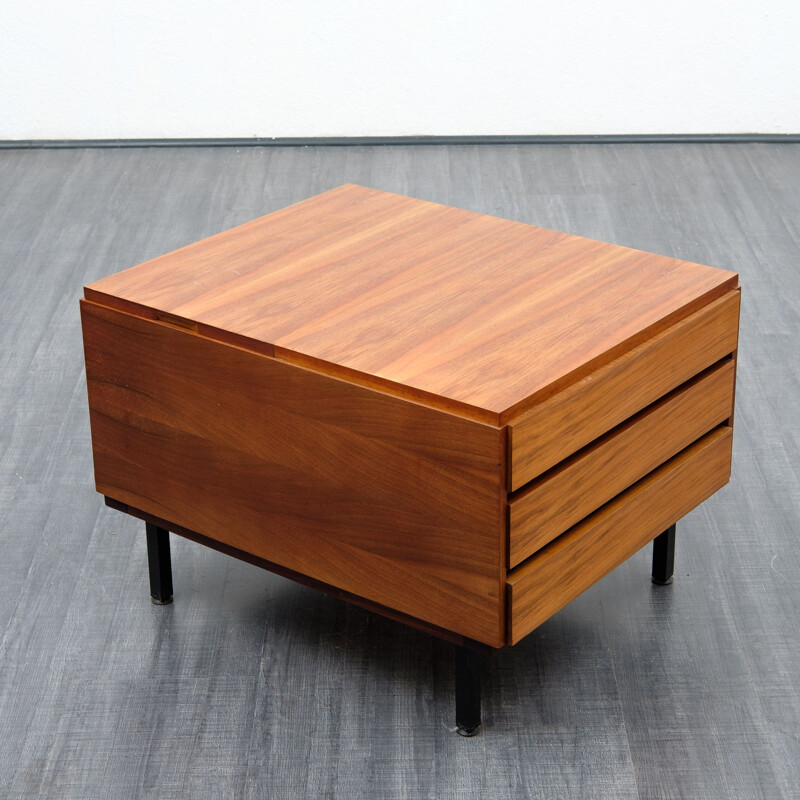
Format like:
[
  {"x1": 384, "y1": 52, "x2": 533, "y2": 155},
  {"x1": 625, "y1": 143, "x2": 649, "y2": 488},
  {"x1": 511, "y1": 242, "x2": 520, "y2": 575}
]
[{"x1": 508, "y1": 358, "x2": 735, "y2": 568}]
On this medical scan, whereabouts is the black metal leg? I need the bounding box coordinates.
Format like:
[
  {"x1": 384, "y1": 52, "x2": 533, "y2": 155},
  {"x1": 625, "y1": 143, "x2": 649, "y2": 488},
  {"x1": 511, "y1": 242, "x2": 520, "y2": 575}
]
[
  {"x1": 146, "y1": 522, "x2": 173, "y2": 604},
  {"x1": 455, "y1": 645, "x2": 481, "y2": 736},
  {"x1": 652, "y1": 523, "x2": 676, "y2": 585}
]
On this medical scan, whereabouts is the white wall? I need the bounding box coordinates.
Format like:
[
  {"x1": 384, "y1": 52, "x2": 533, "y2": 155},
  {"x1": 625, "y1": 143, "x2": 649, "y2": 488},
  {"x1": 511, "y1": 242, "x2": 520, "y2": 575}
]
[{"x1": 2, "y1": 0, "x2": 798, "y2": 140}]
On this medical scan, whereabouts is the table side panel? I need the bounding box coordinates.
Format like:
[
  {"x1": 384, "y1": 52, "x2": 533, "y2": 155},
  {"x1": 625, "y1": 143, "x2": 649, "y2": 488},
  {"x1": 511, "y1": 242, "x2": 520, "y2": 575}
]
[
  {"x1": 508, "y1": 358, "x2": 735, "y2": 567},
  {"x1": 81, "y1": 300, "x2": 506, "y2": 647},
  {"x1": 508, "y1": 289, "x2": 740, "y2": 490},
  {"x1": 507, "y1": 426, "x2": 733, "y2": 644}
]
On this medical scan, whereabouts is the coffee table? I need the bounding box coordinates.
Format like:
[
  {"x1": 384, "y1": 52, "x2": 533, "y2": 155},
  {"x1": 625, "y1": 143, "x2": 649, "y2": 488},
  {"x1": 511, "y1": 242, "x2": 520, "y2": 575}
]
[{"x1": 80, "y1": 184, "x2": 740, "y2": 735}]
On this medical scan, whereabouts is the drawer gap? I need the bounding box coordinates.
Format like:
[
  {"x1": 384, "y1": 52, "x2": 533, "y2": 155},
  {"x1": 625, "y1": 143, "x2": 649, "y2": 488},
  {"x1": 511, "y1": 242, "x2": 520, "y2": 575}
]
[
  {"x1": 506, "y1": 426, "x2": 733, "y2": 644},
  {"x1": 509, "y1": 422, "x2": 732, "y2": 575},
  {"x1": 508, "y1": 354, "x2": 733, "y2": 504},
  {"x1": 507, "y1": 356, "x2": 736, "y2": 568}
]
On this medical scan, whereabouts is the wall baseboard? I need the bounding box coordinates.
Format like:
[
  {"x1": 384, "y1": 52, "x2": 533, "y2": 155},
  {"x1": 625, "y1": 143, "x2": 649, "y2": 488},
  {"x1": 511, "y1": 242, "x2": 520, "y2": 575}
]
[{"x1": 1, "y1": 133, "x2": 799, "y2": 149}]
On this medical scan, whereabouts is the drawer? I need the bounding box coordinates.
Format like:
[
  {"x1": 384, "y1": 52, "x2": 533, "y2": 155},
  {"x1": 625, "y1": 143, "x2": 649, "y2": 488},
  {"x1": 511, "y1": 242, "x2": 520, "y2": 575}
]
[
  {"x1": 508, "y1": 358, "x2": 735, "y2": 567},
  {"x1": 507, "y1": 426, "x2": 733, "y2": 644},
  {"x1": 507, "y1": 290, "x2": 740, "y2": 490}
]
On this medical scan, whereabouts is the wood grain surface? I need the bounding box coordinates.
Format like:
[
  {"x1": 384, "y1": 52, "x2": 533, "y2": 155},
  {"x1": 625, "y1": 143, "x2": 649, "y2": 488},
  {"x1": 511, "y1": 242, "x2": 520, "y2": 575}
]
[
  {"x1": 84, "y1": 183, "x2": 738, "y2": 423},
  {"x1": 508, "y1": 290, "x2": 740, "y2": 490},
  {"x1": 81, "y1": 300, "x2": 507, "y2": 646},
  {"x1": 104, "y1": 496, "x2": 497, "y2": 650},
  {"x1": 508, "y1": 359, "x2": 735, "y2": 566},
  {"x1": 507, "y1": 426, "x2": 733, "y2": 644}
]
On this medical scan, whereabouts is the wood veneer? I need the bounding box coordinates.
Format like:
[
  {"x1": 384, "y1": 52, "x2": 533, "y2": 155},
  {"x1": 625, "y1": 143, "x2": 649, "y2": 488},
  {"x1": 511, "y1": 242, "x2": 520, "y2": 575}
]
[
  {"x1": 81, "y1": 185, "x2": 740, "y2": 653},
  {"x1": 508, "y1": 359, "x2": 735, "y2": 566},
  {"x1": 84, "y1": 184, "x2": 738, "y2": 425},
  {"x1": 507, "y1": 427, "x2": 733, "y2": 644},
  {"x1": 508, "y1": 290, "x2": 740, "y2": 490},
  {"x1": 81, "y1": 300, "x2": 507, "y2": 647}
]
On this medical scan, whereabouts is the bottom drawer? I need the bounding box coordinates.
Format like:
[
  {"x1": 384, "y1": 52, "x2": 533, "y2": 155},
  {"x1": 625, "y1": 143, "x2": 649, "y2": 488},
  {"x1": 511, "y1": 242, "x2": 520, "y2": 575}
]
[{"x1": 507, "y1": 426, "x2": 733, "y2": 645}]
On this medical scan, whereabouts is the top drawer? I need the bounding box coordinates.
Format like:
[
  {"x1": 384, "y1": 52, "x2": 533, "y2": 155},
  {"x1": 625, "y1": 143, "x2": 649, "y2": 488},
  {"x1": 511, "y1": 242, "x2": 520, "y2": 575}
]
[{"x1": 507, "y1": 290, "x2": 740, "y2": 491}]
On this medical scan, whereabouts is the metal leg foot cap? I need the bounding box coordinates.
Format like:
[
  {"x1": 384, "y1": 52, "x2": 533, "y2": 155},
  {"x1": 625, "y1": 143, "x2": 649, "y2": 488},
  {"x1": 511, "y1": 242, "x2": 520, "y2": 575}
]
[
  {"x1": 456, "y1": 724, "x2": 480, "y2": 737},
  {"x1": 150, "y1": 595, "x2": 173, "y2": 605},
  {"x1": 651, "y1": 576, "x2": 674, "y2": 586}
]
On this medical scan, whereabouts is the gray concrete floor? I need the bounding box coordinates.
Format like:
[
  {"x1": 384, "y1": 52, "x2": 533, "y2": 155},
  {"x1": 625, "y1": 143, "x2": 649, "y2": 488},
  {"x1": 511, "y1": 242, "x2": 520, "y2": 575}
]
[{"x1": 0, "y1": 144, "x2": 798, "y2": 799}]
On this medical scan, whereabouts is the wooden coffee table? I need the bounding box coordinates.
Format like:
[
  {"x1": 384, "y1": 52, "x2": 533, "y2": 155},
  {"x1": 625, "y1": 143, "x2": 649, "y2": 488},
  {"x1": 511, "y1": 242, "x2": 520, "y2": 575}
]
[{"x1": 81, "y1": 184, "x2": 740, "y2": 735}]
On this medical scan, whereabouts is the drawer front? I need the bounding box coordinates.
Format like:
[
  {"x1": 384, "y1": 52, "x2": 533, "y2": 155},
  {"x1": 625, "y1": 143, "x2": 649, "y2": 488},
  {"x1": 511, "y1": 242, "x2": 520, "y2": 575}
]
[
  {"x1": 508, "y1": 290, "x2": 740, "y2": 491},
  {"x1": 507, "y1": 426, "x2": 733, "y2": 644},
  {"x1": 508, "y1": 359, "x2": 735, "y2": 567}
]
